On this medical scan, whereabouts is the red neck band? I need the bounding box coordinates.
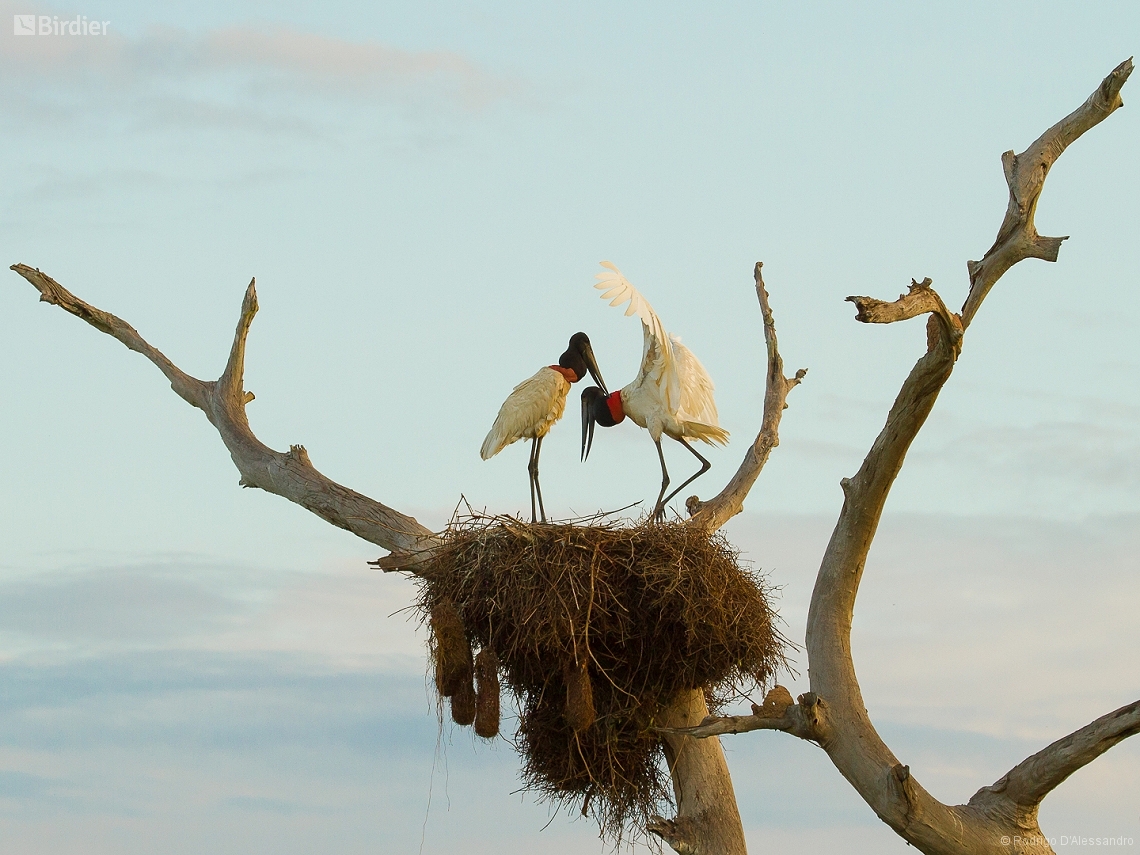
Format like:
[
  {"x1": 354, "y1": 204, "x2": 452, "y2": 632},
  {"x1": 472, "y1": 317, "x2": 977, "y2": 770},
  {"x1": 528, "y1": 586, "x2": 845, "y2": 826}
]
[
  {"x1": 606, "y1": 391, "x2": 625, "y2": 424},
  {"x1": 548, "y1": 365, "x2": 578, "y2": 383}
]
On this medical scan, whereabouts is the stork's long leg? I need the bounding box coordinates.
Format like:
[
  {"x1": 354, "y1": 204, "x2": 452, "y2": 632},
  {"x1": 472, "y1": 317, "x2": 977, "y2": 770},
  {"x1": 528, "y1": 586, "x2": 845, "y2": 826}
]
[
  {"x1": 528, "y1": 435, "x2": 547, "y2": 523},
  {"x1": 659, "y1": 437, "x2": 711, "y2": 510},
  {"x1": 651, "y1": 438, "x2": 671, "y2": 522},
  {"x1": 526, "y1": 437, "x2": 540, "y2": 526}
]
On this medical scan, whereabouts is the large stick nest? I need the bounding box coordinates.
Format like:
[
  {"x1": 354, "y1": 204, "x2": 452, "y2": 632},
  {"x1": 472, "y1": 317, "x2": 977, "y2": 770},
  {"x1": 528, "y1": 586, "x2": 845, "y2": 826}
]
[{"x1": 413, "y1": 514, "x2": 787, "y2": 841}]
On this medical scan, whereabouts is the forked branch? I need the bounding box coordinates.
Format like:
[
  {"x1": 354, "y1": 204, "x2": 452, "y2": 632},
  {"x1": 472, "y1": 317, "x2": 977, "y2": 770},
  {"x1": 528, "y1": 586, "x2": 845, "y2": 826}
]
[
  {"x1": 962, "y1": 58, "x2": 1133, "y2": 327},
  {"x1": 678, "y1": 59, "x2": 1136, "y2": 855},
  {"x1": 801, "y1": 58, "x2": 1134, "y2": 855},
  {"x1": 9, "y1": 264, "x2": 437, "y2": 557},
  {"x1": 9, "y1": 59, "x2": 1135, "y2": 855},
  {"x1": 688, "y1": 262, "x2": 806, "y2": 530}
]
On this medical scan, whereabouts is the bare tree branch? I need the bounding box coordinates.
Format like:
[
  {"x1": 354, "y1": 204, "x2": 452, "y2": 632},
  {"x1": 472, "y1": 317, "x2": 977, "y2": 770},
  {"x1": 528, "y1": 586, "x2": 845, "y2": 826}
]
[
  {"x1": 660, "y1": 687, "x2": 827, "y2": 744},
  {"x1": 8, "y1": 60, "x2": 1134, "y2": 855},
  {"x1": 8, "y1": 265, "x2": 744, "y2": 852},
  {"x1": 9, "y1": 264, "x2": 437, "y2": 557},
  {"x1": 658, "y1": 60, "x2": 1136, "y2": 855},
  {"x1": 790, "y1": 58, "x2": 1135, "y2": 855},
  {"x1": 10, "y1": 263, "x2": 209, "y2": 406},
  {"x1": 688, "y1": 262, "x2": 806, "y2": 530},
  {"x1": 848, "y1": 277, "x2": 962, "y2": 343},
  {"x1": 974, "y1": 699, "x2": 1140, "y2": 809},
  {"x1": 962, "y1": 58, "x2": 1133, "y2": 327}
]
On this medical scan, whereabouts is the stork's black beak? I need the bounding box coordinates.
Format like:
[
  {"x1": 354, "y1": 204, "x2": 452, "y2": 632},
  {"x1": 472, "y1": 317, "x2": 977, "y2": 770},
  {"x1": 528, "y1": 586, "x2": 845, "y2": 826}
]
[
  {"x1": 581, "y1": 387, "x2": 599, "y2": 462},
  {"x1": 579, "y1": 339, "x2": 607, "y2": 397}
]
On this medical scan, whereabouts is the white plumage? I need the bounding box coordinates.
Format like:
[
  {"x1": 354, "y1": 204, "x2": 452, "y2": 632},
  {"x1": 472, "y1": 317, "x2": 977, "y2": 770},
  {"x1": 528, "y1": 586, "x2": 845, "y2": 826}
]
[
  {"x1": 585, "y1": 261, "x2": 728, "y2": 519},
  {"x1": 480, "y1": 367, "x2": 571, "y2": 460},
  {"x1": 594, "y1": 261, "x2": 728, "y2": 447},
  {"x1": 481, "y1": 331, "x2": 606, "y2": 523}
]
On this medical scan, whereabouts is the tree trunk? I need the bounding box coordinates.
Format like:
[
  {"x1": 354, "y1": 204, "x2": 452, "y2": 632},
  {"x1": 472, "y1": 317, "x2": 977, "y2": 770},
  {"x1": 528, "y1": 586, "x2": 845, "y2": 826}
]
[{"x1": 650, "y1": 689, "x2": 748, "y2": 855}]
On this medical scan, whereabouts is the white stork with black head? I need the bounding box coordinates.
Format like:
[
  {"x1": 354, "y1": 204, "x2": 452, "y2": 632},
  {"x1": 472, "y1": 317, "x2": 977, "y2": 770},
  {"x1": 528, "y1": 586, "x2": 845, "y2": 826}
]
[
  {"x1": 482, "y1": 332, "x2": 606, "y2": 523},
  {"x1": 580, "y1": 262, "x2": 728, "y2": 520}
]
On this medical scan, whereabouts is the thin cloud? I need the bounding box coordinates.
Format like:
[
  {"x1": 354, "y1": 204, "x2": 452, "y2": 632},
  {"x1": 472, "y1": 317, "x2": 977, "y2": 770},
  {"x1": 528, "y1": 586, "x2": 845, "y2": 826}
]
[
  {"x1": 0, "y1": 566, "x2": 243, "y2": 645},
  {"x1": 0, "y1": 651, "x2": 432, "y2": 751},
  {"x1": 0, "y1": 8, "x2": 518, "y2": 138},
  {"x1": 200, "y1": 27, "x2": 505, "y2": 103},
  {"x1": 0, "y1": 769, "x2": 55, "y2": 800},
  {"x1": 0, "y1": 521, "x2": 1132, "y2": 851},
  {"x1": 1, "y1": 11, "x2": 511, "y2": 102},
  {"x1": 220, "y1": 794, "x2": 323, "y2": 815},
  {"x1": 915, "y1": 421, "x2": 1140, "y2": 491},
  {"x1": 0, "y1": 557, "x2": 426, "y2": 667}
]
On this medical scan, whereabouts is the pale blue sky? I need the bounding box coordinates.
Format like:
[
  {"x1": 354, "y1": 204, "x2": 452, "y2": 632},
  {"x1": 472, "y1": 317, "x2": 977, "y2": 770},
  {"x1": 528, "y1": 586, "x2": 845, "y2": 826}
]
[{"x1": 1, "y1": 2, "x2": 1138, "y2": 852}]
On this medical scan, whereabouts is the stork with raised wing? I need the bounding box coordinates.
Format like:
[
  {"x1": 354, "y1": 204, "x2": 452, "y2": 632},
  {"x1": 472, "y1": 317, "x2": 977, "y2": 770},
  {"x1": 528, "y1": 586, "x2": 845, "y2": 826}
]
[
  {"x1": 482, "y1": 332, "x2": 607, "y2": 523},
  {"x1": 580, "y1": 262, "x2": 728, "y2": 520}
]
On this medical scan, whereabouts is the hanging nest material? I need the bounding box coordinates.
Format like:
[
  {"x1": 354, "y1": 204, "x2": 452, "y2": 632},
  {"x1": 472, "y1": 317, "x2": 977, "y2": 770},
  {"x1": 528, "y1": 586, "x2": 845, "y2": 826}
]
[
  {"x1": 414, "y1": 514, "x2": 787, "y2": 840},
  {"x1": 473, "y1": 648, "x2": 501, "y2": 739}
]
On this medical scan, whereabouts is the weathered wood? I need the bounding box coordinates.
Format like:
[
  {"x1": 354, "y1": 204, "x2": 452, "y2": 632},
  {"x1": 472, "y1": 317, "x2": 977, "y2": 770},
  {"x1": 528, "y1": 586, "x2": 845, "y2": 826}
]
[
  {"x1": 675, "y1": 58, "x2": 1137, "y2": 855},
  {"x1": 802, "y1": 58, "x2": 1134, "y2": 855},
  {"x1": 9, "y1": 264, "x2": 437, "y2": 557},
  {"x1": 688, "y1": 263, "x2": 806, "y2": 530},
  {"x1": 975, "y1": 699, "x2": 1140, "y2": 809},
  {"x1": 651, "y1": 689, "x2": 748, "y2": 855}
]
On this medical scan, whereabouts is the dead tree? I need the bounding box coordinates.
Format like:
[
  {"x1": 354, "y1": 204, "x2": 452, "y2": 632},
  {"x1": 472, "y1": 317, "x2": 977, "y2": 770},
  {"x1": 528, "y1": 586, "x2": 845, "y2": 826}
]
[
  {"x1": 9, "y1": 59, "x2": 1136, "y2": 855},
  {"x1": 671, "y1": 58, "x2": 1140, "y2": 855}
]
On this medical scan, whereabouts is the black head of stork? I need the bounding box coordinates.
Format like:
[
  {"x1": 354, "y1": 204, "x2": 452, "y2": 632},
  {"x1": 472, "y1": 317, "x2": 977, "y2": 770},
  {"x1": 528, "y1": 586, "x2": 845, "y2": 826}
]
[
  {"x1": 559, "y1": 332, "x2": 608, "y2": 393},
  {"x1": 580, "y1": 385, "x2": 626, "y2": 462}
]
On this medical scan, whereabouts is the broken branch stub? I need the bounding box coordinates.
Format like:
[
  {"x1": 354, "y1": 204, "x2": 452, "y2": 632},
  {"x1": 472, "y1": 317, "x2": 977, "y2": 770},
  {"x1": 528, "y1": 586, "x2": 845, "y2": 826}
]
[{"x1": 688, "y1": 262, "x2": 806, "y2": 530}]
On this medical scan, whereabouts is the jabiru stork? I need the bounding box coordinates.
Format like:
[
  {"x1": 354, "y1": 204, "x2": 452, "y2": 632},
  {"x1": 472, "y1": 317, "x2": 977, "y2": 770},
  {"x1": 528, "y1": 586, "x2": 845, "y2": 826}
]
[
  {"x1": 580, "y1": 262, "x2": 728, "y2": 520},
  {"x1": 482, "y1": 332, "x2": 607, "y2": 523}
]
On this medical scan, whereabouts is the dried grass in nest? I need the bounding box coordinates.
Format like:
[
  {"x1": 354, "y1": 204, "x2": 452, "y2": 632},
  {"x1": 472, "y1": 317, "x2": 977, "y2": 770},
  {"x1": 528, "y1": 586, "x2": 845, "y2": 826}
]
[{"x1": 415, "y1": 514, "x2": 787, "y2": 841}]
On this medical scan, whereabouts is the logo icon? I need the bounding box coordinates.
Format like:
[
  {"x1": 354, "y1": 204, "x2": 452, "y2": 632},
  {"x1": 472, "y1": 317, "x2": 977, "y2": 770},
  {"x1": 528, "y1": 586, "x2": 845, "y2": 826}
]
[{"x1": 13, "y1": 14, "x2": 36, "y2": 35}]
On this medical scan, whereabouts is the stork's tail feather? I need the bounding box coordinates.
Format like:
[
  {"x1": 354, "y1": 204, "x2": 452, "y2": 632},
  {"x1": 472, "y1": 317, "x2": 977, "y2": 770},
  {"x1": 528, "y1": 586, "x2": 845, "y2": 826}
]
[
  {"x1": 684, "y1": 421, "x2": 730, "y2": 446},
  {"x1": 480, "y1": 431, "x2": 506, "y2": 460}
]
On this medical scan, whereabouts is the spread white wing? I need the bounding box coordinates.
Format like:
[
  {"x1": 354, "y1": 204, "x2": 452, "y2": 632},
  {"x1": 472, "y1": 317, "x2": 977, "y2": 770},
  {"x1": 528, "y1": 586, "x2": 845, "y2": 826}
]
[
  {"x1": 594, "y1": 261, "x2": 681, "y2": 412},
  {"x1": 672, "y1": 337, "x2": 719, "y2": 426},
  {"x1": 594, "y1": 261, "x2": 726, "y2": 445}
]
